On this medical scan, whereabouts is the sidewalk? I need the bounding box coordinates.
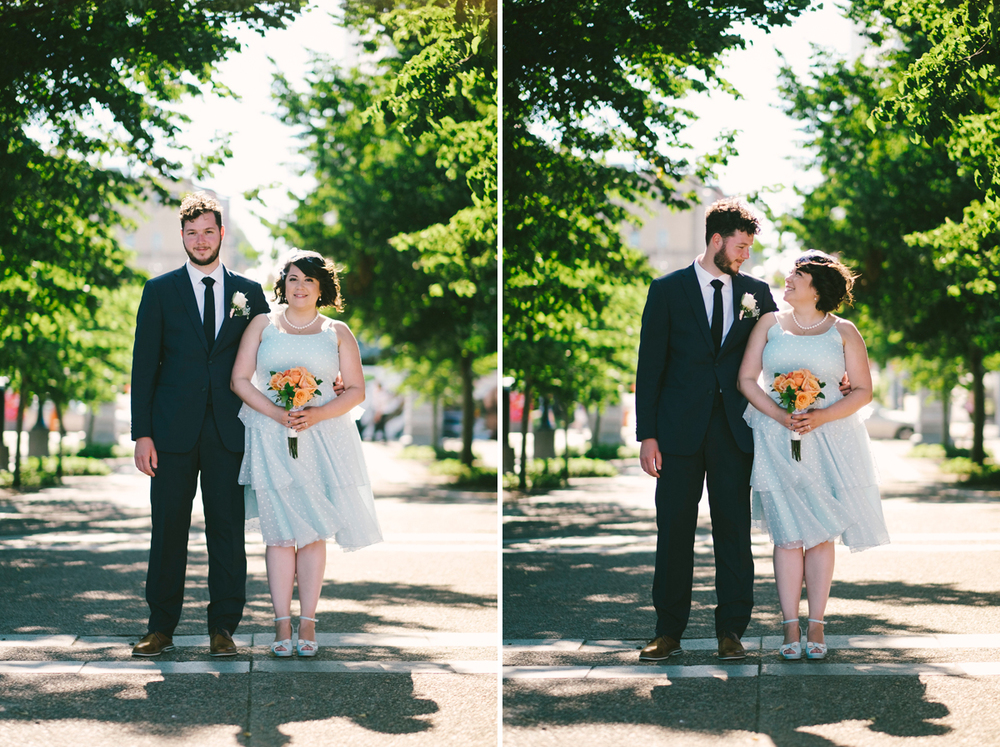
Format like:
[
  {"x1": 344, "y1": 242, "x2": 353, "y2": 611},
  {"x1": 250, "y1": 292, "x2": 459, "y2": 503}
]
[
  {"x1": 0, "y1": 442, "x2": 498, "y2": 746},
  {"x1": 502, "y1": 440, "x2": 1000, "y2": 746}
]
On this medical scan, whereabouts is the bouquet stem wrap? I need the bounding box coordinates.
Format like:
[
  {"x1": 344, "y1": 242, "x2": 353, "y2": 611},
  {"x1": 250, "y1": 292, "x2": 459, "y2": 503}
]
[
  {"x1": 790, "y1": 409, "x2": 804, "y2": 461},
  {"x1": 286, "y1": 406, "x2": 302, "y2": 458}
]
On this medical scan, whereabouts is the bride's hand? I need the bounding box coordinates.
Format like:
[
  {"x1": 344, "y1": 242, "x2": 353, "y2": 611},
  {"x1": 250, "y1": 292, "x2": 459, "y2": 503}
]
[
  {"x1": 289, "y1": 406, "x2": 323, "y2": 432},
  {"x1": 271, "y1": 405, "x2": 292, "y2": 427},
  {"x1": 773, "y1": 409, "x2": 794, "y2": 430},
  {"x1": 791, "y1": 409, "x2": 827, "y2": 435}
]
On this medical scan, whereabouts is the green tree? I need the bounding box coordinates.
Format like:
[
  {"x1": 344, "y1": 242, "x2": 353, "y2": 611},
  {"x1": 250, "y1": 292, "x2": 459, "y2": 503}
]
[
  {"x1": 274, "y1": 0, "x2": 496, "y2": 466},
  {"x1": 0, "y1": 1, "x2": 307, "y2": 483},
  {"x1": 778, "y1": 16, "x2": 997, "y2": 463},
  {"x1": 504, "y1": 0, "x2": 811, "y2": 488}
]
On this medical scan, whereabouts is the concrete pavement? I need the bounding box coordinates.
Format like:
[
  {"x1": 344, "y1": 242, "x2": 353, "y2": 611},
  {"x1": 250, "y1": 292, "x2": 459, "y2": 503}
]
[
  {"x1": 503, "y1": 440, "x2": 1000, "y2": 745},
  {"x1": 0, "y1": 442, "x2": 499, "y2": 746}
]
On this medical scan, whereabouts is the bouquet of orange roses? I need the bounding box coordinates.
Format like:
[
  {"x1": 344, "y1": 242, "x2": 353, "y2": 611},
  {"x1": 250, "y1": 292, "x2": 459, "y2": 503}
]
[
  {"x1": 268, "y1": 367, "x2": 323, "y2": 458},
  {"x1": 772, "y1": 369, "x2": 826, "y2": 461}
]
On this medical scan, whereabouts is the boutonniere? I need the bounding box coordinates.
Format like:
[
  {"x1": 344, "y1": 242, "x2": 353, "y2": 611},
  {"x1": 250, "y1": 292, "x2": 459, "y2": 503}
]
[
  {"x1": 739, "y1": 292, "x2": 760, "y2": 320},
  {"x1": 230, "y1": 291, "x2": 249, "y2": 318}
]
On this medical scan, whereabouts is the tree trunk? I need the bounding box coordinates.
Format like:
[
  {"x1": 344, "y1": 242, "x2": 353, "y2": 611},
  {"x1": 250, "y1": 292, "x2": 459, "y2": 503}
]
[
  {"x1": 519, "y1": 381, "x2": 532, "y2": 492},
  {"x1": 940, "y1": 382, "x2": 952, "y2": 451},
  {"x1": 53, "y1": 400, "x2": 65, "y2": 482},
  {"x1": 85, "y1": 403, "x2": 96, "y2": 444},
  {"x1": 459, "y1": 351, "x2": 475, "y2": 467},
  {"x1": 562, "y1": 424, "x2": 569, "y2": 485},
  {"x1": 970, "y1": 346, "x2": 986, "y2": 465},
  {"x1": 590, "y1": 408, "x2": 601, "y2": 457},
  {"x1": 431, "y1": 395, "x2": 440, "y2": 451},
  {"x1": 13, "y1": 380, "x2": 26, "y2": 489}
]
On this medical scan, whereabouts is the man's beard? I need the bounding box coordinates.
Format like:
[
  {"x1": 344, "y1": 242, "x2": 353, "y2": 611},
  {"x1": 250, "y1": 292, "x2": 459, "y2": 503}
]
[
  {"x1": 714, "y1": 250, "x2": 740, "y2": 276},
  {"x1": 185, "y1": 243, "x2": 221, "y2": 267}
]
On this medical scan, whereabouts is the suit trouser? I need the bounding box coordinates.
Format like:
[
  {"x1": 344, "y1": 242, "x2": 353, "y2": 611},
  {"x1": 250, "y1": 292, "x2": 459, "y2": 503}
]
[
  {"x1": 652, "y1": 395, "x2": 754, "y2": 640},
  {"x1": 145, "y1": 404, "x2": 246, "y2": 635}
]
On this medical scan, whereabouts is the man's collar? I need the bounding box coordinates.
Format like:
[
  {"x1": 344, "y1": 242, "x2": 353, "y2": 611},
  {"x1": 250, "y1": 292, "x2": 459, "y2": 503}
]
[
  {"x1": 693, "y1": 258, "x2": 731, "y2": 287},
  {"x1": 185, "y1": 261, "x2": 225, "y2": 285}
]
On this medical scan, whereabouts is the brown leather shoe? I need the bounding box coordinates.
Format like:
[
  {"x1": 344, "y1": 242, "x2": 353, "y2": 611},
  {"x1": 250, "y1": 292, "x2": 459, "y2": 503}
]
[
  {"x1": 718, "y1": 632, "x2": 747, "y2": 661},
  {"x1": 132, "y1": 631, "x2": 175, "y2": 657},
  {"x1": 209, "y1": 628, "x2": 237, "y2": 657},
  {"x1": 639, "y1": 635, "x2": 682, "y2": 661}
]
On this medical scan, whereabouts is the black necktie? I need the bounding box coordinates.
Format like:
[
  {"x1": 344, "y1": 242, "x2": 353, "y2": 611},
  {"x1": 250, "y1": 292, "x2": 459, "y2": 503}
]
[
  {"x1": 202, "y1": 277, "x2": 216, "y2": 348},
  {"x1": 711, "y1": 279, "x2": 724, "y2": 354}
]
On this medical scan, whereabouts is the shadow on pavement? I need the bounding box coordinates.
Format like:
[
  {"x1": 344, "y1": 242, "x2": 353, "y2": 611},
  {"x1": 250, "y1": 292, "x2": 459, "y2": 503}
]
[
  {"x1": 504, "y1": 675, "x2": 951, "y2": 745},
  {"x1": 0, "y1": 671, "x2": 441, "y2": 740}
]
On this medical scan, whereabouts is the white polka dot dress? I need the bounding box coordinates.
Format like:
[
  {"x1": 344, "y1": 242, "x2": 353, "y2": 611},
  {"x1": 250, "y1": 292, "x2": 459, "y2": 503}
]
[
  {"x1": 237, "y1": 316, "x2": 383, "y2": 550},
  {"x1": 743, "y1": 321, "x2": 889, "y2": 552}
]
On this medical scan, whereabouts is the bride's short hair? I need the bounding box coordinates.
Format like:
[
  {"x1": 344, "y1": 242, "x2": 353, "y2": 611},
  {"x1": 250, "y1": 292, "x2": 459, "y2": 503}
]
[
  {"x1": 795, "y1": 252, "x2": 856, "y2": 313},
  {"x1": 274, "y1": 251, "x2": 344, "y2": 311}
]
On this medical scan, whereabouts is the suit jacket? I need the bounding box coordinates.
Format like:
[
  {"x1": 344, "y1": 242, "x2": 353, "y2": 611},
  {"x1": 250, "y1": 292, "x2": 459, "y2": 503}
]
[
  {"x1": 635, "y1": 264, "x2": 778, "y2": 455},
  {"x1": 130, "y1": 265, "x2": 269, "y2": 454}
]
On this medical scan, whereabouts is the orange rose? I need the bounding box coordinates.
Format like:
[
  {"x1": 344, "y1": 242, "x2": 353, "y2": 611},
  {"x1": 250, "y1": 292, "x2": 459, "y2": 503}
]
[
  {"x1": 300, "y1": 371, "x2": 318, "y2": 388},
  {"x1": 292, "y1": 388, "x2": 313, "y2": 408},
  {"x1": 270, "y1": 373, "x2": 292, "y2": 392},
  {"x1": 802, "y1": 376, "x2": 821, "y2": 394},
  {"x1": 795, "y1": 391, "x2": 813, "y2": 410},
  {"x1": 773, "y1": 374, "x2": 789, "y2": 392},
  {"x1": 788, "y1": 371, "x2": 806, "y2": 388},
  {"x1": 286, "y1": 367, "x2": 305, "y2": 386}
]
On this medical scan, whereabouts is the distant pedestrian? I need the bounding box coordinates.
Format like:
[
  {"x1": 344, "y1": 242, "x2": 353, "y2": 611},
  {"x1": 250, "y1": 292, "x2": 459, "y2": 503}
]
[
  {"x1": 738, "y1": 252, "x2": 888, "y2": 660},
  {"x1": 130, "y1": 192, "x2": 269, "y2": 657},
  {"x1": 635, "y1": 198, "x2": 778, "y2": 662},
  {"x1": 230, "y1": 251, "x2": 382, "y2": 657}
]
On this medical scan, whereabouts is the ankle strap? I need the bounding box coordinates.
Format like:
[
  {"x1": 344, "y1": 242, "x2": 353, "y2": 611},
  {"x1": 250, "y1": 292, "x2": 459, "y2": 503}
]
[
  {"x1": 274, "y1": 616, "x2": 291, "y2": 622},
  {"x1": 781, "y1": 619, "x2": 799, "y2": 625},
  {"x1": 807, "y1": 618, "x2": 825, "y2": 624},
  {"x1": 299, "y1": 616, "x2": 318, "y2": 622}
]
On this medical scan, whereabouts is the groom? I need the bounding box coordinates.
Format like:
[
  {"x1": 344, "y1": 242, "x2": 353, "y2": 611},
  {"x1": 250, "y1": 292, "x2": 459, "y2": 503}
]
[
  {"x1": 130, "y1": 192, "x2": 268, "y2": 657},
  {"x1": 635, "y1": 198, "x2": 777, "y2": 661}
]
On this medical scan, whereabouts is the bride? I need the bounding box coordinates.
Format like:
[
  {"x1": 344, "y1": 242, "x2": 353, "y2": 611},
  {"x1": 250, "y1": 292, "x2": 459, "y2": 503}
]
[{"x1": 737, "y1": 252, "x2": 889, "y2": 661}]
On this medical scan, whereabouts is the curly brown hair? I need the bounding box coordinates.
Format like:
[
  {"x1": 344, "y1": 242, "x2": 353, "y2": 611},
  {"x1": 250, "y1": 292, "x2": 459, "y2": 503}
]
[
  {"x1": 704, "y1": 197, "x2": 761, "y2": 245},
  {"x1": 273, "y1": 251, "x2": 344, "y2": 311},
  {"x1": 178, "y1": 192, "x2": 223, "y2": 229},
  {"x1": 794, "y1": 252, "x2": 857, "y2": 313}
]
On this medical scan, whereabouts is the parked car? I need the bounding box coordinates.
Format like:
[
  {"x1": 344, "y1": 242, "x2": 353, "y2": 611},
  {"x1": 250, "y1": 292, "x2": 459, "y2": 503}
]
[{"x1": 864, "y1": 404, "x2": 916, "y2": 440}]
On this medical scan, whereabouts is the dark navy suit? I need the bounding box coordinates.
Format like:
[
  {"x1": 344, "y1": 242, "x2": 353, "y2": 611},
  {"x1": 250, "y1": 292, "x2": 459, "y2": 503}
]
[
  {"x1": 131, "y1": 265, "x2": 268, "y2": 635},
  {"x1": 635, "y1": 264, "x2": 777, "y2": 639}
]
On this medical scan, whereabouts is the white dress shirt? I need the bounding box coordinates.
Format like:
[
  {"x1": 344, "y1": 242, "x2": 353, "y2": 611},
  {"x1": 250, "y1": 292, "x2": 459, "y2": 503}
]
[
  {"x1": 185, "y1": 261, "x2": 226, "y2": 339},
  {"x1": 692, "y1": 259, "x2": 734, "y2": 345}
]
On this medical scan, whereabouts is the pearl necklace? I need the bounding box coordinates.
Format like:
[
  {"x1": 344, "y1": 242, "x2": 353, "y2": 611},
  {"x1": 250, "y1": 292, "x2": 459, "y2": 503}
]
[
  {"x1": 283, "y1": 309, "x2": 320, "y2": 330},
  {"x1": 792, "y1": 311, "x2": 829, "y2": 330}
]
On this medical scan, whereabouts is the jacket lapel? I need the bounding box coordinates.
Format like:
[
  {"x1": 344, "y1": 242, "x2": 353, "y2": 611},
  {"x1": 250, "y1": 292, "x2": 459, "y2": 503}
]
[
  {"x1": 211, "y1": 267, "x2": 238, "y2": 354},
  {"x1": 680, "y1": 265, "x2": 715, "y2": 352},
  {"x1": 170, "y1": 267, "x2": 209, "y2": 352},
  {"x1": 721, "y1": 273, "x2": 754, "y2": 354}
]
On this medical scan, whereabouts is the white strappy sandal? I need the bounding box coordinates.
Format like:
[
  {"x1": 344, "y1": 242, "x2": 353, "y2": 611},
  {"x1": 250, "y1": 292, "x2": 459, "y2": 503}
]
[
  {"x1": 296, "y1": 615, "x2": 318, "y2": 657},
  {"x1": 270, "y1": 616, "x2": 293, "y2": 658},
  {"x1": 779, "y1": 619, "x2": 802, "y2": 660},
  {"x1": 806, "y1": 618, "x2": 828, "y2": 660}
]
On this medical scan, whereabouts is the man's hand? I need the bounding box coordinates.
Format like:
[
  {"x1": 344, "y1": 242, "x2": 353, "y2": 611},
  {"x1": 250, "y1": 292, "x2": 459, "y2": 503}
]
[
  {"x1": 640, "y1": 438, "x2": 662, "y2": 479},
  {"x1": 333, "y1": 374, "x2": 346, "y2": 396},
  {"x1": 839, "y1": 373, "x2": 851, "y2": 398},
  {"x1": 134, "y1": 437, "x2": 158, "y2": 477}
]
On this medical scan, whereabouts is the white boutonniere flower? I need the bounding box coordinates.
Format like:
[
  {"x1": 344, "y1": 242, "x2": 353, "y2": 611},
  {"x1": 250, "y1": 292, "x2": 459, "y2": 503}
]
[
  {"x1": 230, "y1": 291, "x2": 249, "y2": 318},
  {"x1": 739, "y1": 292, "x2": 760, "y2": 320}
]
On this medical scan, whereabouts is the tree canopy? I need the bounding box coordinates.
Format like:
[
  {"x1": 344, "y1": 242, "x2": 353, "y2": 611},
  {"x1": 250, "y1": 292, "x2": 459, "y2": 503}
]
[
  {"x1": 504, "y1": 0, "x2": 813, "y2": 486},
  {"x1": 0, "y1": 0, "x2": 307, "y2": 481},
  {"x1": 273, "y1": 0, "x2": 497, "y2": 465},
  {"x1": 780, "y1": 3, "x2": 999, "y2": 461}
]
